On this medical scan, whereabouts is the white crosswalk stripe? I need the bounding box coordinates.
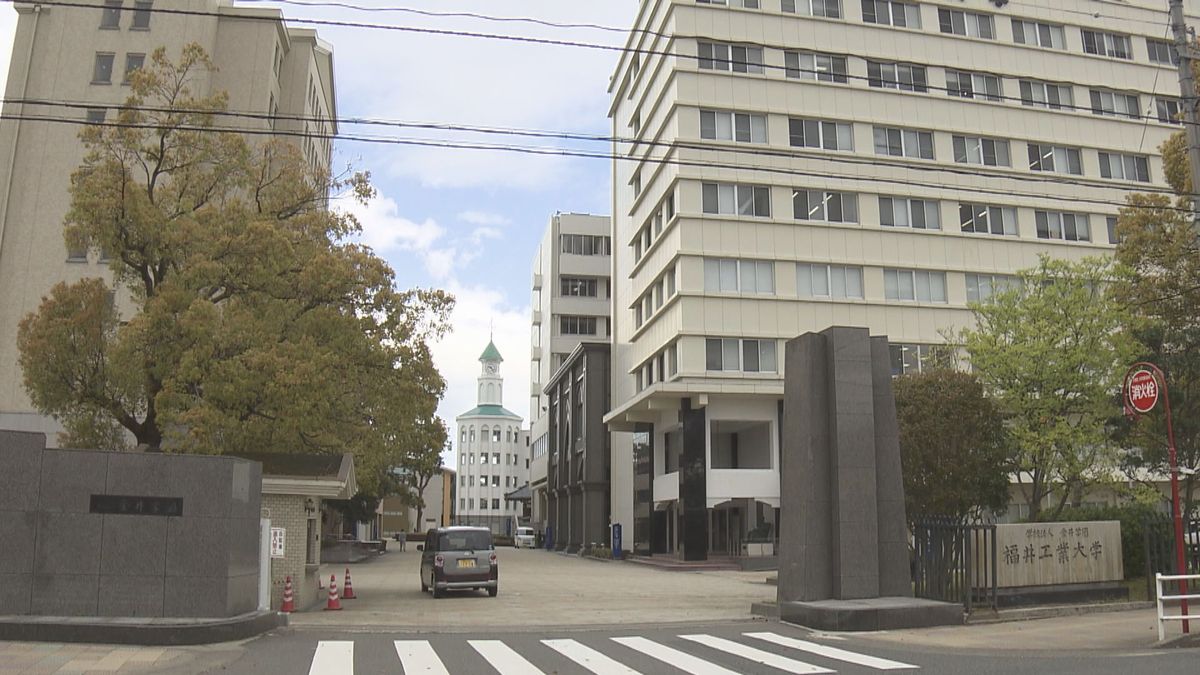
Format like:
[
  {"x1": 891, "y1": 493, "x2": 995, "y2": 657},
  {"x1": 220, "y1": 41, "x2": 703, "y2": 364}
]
[
  {"x1": 680, "y1": 634, "x2": 834, "y2": 674},
  {"x1": 308, "y1": 641, "x2": 354, "y2": 675},
  {"x1": 543, "y1": 639, "x2": 644, "y2": 675},
  {"x1": 745, "y1": 632, "x2": 919, "y2": 670},
  {"x1": 394, "y1": 640, "x2": 451, "y2": 675},
  {"x1": 469, "y1": 639, "x2": 547, "y2": 674},
  {"x1": 611, "y1": 636, "x2": 742, "y2": 675}
]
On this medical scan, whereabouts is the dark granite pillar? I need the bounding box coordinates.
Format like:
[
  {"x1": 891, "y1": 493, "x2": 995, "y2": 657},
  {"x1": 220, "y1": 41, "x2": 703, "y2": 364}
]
[
  {"x1": 680, "y1": 399, "x2": 708, "y2": 561},
  {"x1": 872, "y1": 337, "x2": 913, "y2": 597}
]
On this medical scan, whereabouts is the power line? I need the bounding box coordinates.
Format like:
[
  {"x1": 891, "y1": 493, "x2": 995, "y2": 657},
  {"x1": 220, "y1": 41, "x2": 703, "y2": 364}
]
[
  {"x1": 6, "y1": 96, "x2": 1181, "y2": 201},
  {"x1": 3, "y1": 109, "x2": 1186, "y2": 215}
]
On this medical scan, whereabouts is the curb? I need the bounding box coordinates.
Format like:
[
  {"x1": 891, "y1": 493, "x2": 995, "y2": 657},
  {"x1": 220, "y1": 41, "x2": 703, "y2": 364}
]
[
  {"x1": 965, "y1": 601, "x2": 1155, "y2": 624},
  {"x1": 0, "y1": 610, "x2": 287, "y2": 646}
]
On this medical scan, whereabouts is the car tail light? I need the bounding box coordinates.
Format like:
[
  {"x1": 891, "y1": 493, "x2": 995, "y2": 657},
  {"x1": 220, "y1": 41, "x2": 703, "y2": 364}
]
[
  {"x1": 434, "y1": 554, "x2": 444, "y2": 568},
  {"x1": 489, "y1": 552, "x2": 497, "y2": 566}
]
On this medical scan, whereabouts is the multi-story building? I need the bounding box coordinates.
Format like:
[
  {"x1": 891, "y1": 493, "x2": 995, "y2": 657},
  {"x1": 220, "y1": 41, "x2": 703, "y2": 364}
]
[
  {"x1": 527, "y1": 213, "x2": 611, "y2": 535},
  {"x1": 455, "y1": 340, "x2": 531, "y2": 535},
  {"x1": 605, "y1": 0, "x2": 1180, "y2": 560},
  {"x1": 0, "y1": 0, "x2": 336, "y2": 439},
  {"x1": 380, "y1": 467, "x2": 456, "y2": 536}
]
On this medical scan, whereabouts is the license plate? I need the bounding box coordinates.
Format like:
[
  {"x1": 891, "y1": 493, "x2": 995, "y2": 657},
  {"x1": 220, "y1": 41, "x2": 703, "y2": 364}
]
[{"x1": 457, "y1": 559, "x2": 476, "y2": 568}]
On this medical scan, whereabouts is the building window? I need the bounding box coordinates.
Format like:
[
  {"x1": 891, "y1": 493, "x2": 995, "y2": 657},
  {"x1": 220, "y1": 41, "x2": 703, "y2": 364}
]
[
  {"x1": 560, "y1": 277, "x2": 598, "y2": 297},
  {"x1": 131, "y1": 0, "x2": 152, "y2": 30},
  {"x1": 966, "y1": 273, "x2": 1017, "y2": 303},
  {"x1": 702, "y1": 182, "x2": 771, "y2": 217},
  {"x1": 491, "y1": 475, "x2": 499, "y2": 487},
  {"x1": 1156, "y1": 97, "x2": 1182, "y2": 125},
  {"x1": 890, "y1": 343, "x2": 951, "y2": 376},
  {"x1": 867, "y1": 60, "x2": 928, "y2": 93},
  {"x1": 665, "y1": 267, "x2": 676, "y2": 297},
  {"x1": 1147, "y1": 39, "x2": 1179, "y2": 66},
  {"x1": 873, "y1": 126, "x2": 934, "y2": 159},
  {"x1": 1107, "y1": 216, "x2": 1121, "y2": 244},
  {"x1": 86, "y1": 108, "x2": 107, "y2": 124},
  {"x1": 782, "y1": 0, "x2": 841, "y2": 17},
  {"x1": 469, "y1": 498, "x2": 475, "y2": 510},
  {"x1": 1082, "y1": 29, "x2": 1132, "y2": 60},
  {"x1": 1027, "y1": 143, "x2": 1083, "y2": 175},
  {"x1": 1035, "y1": 211, "x2": 1091, "y2": 241},
  {"x1": 1019, "y1": 80, "x2": 1073, "y2": 110},
  {"x1": 700, "y1": 110, "x2": 767, "y2": 143},
  {"x1": 784, "y1": 51, "x2": 848, "y2": 83},
  {"x1": 952, "y1": 136, "x2": 1010, "y2": 167},
  {"x1": 123, "y1": 53, "x2": 145, "y2": 83},
  {"x1": 492, "y1": 498, "x2": 501, "y2": 510},
  {"x1": 884, "y1": 269, "x2": 948, "y2": 302},
  {"x1": 1090, "y1": 89, "x2": 1139, "y2": 119},
  {"x1": 560, "y1": 234, "x2": 611, "y2": 256},
  {"x1": 1012, "y1": 19, "x2": 1066, "y2": 50},
  {"x1": 92, "y1": 53, "x2": 115, "y2": 84},
  {"x1": 697, "y1": 41, "x2": 764, "y2": 73},
  {"x1": 793, "y1": 189, "x2": 858, "y2": 222},
  {"x1": 478, "y1": 499, "x2": 486, "y2": 511},
  {"x1": 789, "y1": 118, "x2": 853, "y2": 151},
  {"x1": 959, "y1": 203, "x2": 1018, "y2": 236},
  {"x1": 880, "y1": 197, "x2": 940, "y2": 229},
  {"x1": 945, "y1": 70, "x2": 1002, "y2": 101},
  {"x1": 797, "y1": 263, "x2": 863, "y2": 299},
  {"x1": 705, "y1": 338, "x2": 777, "y2": 373},
  {"x1": 703, "y1": 259, "x2": 775, "y2": 294},
  {"x1": 100, "y1": 0, "x2": 122, "y2": 29},
  {"x1": 861, "y1": 0, "x2": 921, "y2": 28},
  {"x1": 1098, "y1": 152, "x2": 1151, "y2": 182},
  {"x1": 938, "y1": 8, "x2": 993, "y2": 39},
  {"x1": 560, "y1": 316, "x2": 598, "y2": 336},
  {"x1": 460, "y1": 498, "x2": 466, "y2": 510}
]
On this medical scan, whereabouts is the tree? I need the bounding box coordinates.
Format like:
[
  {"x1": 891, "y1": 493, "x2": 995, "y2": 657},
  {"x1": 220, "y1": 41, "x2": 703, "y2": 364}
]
[
  {"x1": 893, "y1": 369, "x2": 1011, "y2": 523},
  {"x1": 400, "y1": 417, "x2": 448, "y2": 533},
  {"x1": 15, "y1": 45, "x2": 451, "y2": 491},
  {"x1": 957, "y1": 255, "x2": 1141, "y2": 521},
  {"x1": 1110, "y1": 133, "x2": 1200, "y2": 517}
]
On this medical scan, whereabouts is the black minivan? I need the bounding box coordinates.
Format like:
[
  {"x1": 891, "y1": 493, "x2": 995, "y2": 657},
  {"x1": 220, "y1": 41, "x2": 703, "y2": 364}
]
[{"x1": 418, "y1": 526, "x2": 498, "y2": 598}]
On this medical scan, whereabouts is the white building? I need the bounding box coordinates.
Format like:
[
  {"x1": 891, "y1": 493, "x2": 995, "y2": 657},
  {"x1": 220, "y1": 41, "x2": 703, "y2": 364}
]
[
  {"x1": 0, "y1": 0, "x2": 336, "y2": 439},
  {"x1": 528, "y1": 213, "x2": 612, "y2": 534},
  {"x1": 604, "y1": 0, "x2": 1180, "y2": 560},
  {"x1": 455, "y1": 340, "x2": 531, "y2": 535}
]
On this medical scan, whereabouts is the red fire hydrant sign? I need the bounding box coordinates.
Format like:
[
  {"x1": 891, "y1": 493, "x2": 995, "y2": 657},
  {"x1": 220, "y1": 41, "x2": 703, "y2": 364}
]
[{"x1": 1128, "y1": 369, "x2": 1160, "y2": 414}]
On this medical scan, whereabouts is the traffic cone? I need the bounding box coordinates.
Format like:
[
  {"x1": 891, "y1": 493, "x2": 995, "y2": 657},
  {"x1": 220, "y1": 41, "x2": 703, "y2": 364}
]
[
  {"x1": 342, "y1": 568, "x2": 357, "y2": 600},
  {"x1": 324, "y1": 574, "x2": 342, "y2": 611},
  {"x1": 280, "y1": 576, "x2": 296, "y2": 613}
]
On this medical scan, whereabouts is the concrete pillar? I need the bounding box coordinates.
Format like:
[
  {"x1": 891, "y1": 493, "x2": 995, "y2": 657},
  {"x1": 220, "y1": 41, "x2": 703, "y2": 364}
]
[{"x1": 680, "y1": 399, "x2": 708, "y2": 561}]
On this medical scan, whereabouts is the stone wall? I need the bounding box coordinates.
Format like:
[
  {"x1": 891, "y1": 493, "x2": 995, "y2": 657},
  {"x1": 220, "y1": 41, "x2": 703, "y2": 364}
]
[
  {"x1": 262, "y1": 493, "x2": 321, "y2": 611},
  {"x1": 0, "y1": 431, "x2": 261, "y2": 618}
]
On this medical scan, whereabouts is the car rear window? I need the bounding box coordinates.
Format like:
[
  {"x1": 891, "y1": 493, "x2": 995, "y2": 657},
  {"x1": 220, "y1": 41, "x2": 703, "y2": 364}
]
[
  {"x1": 517, "y1": 528, "x2": 533, "y2": 535},
  {"x1": 438, "y1": 531, "x2": 492, "y2": 551}
]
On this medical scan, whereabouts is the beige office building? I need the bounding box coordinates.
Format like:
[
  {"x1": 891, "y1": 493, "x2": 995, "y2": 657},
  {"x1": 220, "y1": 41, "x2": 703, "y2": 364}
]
[
  {"x1": 605, "y1": 0, "x2": 1181, "y2": 560},
  {"x1": 0, "y1": 0, "x2": 335, "y2": 440}
]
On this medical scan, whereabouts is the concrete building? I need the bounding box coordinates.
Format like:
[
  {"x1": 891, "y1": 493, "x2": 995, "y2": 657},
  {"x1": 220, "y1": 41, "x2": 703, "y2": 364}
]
[
  {"x1": 544, "y1": 343, "x2": 612, "y2": 552},
  {"x1": 455, "y1": 340, "x2": 531, "y2": 535},
  {"x1": 0, "y1": 0, "x2": 336, "y2": 440},
  {"x1": 528, "y1": 213, "x2": 612, "y2": 535},
  {"x1": 605, "y1": 0, "x2": 1180, "y2": 559},
  {"x1": 380, "y1": 467, "x2": 456, "y2": 536}
]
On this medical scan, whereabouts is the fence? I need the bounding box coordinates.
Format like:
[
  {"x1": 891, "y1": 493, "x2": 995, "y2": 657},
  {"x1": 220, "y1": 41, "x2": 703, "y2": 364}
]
[
  {"x1": 911, "y1": 517, "x2": 998, "y2": 613},
  {"x1": 1144, "y1": 515, "x2": 1200, "y2": 600},
  {"x1": 1155, "y1": 573, "x2": 1200, "y2": 641}
]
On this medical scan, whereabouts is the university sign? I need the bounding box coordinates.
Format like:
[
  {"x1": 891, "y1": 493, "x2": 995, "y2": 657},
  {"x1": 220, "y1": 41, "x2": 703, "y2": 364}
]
[{"x1": 993, "y1": 521, "x2": 1123, "y2": 588}]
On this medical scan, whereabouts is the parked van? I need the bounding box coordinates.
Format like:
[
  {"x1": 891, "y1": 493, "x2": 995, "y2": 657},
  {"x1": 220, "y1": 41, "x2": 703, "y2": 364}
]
[{"x1": 418, "y1": 527, "x2": 498, "y2": 598}]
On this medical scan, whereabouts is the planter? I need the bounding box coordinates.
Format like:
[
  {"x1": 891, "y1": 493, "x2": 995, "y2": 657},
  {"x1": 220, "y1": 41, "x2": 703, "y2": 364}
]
[{"x1": 744, "y1": 542, "x2": 774, "y2": 557}]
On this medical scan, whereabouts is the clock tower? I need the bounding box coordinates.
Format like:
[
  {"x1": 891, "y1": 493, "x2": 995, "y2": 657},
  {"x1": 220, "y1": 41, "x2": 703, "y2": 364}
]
[{"x1": 478, "y1": 339, "x2": 504, "y2": 406}]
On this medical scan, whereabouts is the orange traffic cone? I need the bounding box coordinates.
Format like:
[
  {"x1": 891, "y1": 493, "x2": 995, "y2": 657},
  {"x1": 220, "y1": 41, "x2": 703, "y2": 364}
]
[
  {"x1": 280, "y1": 576, "x2": 296, "y2": 613},
  {"x1": 324, "y1": 574, "x2": 342, "y2": 611},
  {"x1": 342, "y1": 568, "x2": 356, "y2": 600}
]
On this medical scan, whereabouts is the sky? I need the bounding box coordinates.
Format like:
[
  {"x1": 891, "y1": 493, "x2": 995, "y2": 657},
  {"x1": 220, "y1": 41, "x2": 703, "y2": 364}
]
[{"x1": 0, "y1": 1, "x2": 638, "y2": 463}]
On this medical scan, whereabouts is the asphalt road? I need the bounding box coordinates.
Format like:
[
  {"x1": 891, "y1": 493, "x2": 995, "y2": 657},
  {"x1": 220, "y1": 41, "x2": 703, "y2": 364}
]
[{"x1": 215, "y1": 619, "x2": 1199, "y2": 675}]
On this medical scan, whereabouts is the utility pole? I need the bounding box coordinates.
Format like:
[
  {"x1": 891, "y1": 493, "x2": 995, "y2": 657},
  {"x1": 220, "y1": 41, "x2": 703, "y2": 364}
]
[{"x1": 1169, "y1": 0, "x2": 1200, "y2": 229}]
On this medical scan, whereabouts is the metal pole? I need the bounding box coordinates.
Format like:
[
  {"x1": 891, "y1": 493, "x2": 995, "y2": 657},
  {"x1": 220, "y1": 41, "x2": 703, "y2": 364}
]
[
  {"x1": 1159, "y1": 366, "x2": 1190, "y2": 633},
  {"x1": 1169, "y1": 0, "x2": 1200, "y2": 229}
]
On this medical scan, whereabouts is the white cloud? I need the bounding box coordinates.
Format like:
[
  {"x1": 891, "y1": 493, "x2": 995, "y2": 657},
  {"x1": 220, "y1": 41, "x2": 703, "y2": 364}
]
[{"x1": 458, "y1": 211, "x2": 511, "y2": 227}]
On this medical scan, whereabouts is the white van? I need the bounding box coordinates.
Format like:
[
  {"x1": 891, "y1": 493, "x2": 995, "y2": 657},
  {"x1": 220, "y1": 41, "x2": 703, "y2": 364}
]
[{"x1": 514, "y1": 526, "x2": 536, "y2": 549}]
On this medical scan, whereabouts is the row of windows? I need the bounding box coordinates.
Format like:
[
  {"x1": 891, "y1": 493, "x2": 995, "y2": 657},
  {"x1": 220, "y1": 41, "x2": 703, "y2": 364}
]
[
  {"x1": 458, "y1": 427, "x2": 520, "y2": 445},
  {"x1": 705, "y1": 338, "x2": 779, "y2": 373},
  {"x1": 633, "y1": 190, "x2": 677, "y2": 264},
  {"x1": 91, "y1": 52, "x2": 144, "y2": 85},
  {"x1": 697, "y1": 109, "x2": 1153, "y2": 181},
  {"x1": 560, "y1": 315, "x2": 601, "y2": 336},
  {"x1": 634, "y1": 342, "x2": 680, "y2": 392},
  {"x1": 459, "y1": 498, "x2": 520, "y2": 512},
  {"x1": 459, "y1": 474, "x2": 523, "y2": 488},
  {"x1": 560, "y1": 234, "x2": 612, "y2": 256},
  {"x1": 634, "y1": 266, "x2": 678, "y2": 330},
  {"x1": 457, "y1": 450, "x2": 523, "y2": 465},
  {"x1": 560, "y1": 276, "x2": 610, "y2": 298},
  {"x1": 700, "y1": 181, "x2": 1119, "y2": 244},
  {"x1": 695, "y1": 0, "x2": 1169, "y2": 67},
  {"x1": 99, "y1": 0, "x2": 152, "y2": 31}
]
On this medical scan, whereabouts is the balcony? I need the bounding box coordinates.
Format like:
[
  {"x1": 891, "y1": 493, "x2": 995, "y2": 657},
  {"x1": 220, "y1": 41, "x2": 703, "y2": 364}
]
[
  {"x1": 532, "y1": 273, "x2": 543, "y2": 290},
  {"x1": 532, "y1": 310, "x2": 542, "y2": 324}
]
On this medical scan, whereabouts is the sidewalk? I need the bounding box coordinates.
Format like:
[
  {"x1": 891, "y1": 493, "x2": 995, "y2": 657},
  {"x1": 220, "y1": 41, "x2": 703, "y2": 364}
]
[{"x1": 0, "y1": 640, "x2": 248, "y2": 674}]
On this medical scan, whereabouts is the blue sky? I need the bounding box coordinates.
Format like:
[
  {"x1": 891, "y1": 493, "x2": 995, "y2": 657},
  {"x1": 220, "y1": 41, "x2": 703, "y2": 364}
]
[{"x1": 0, "y1": 2, "x2": 638, "y2": 459}]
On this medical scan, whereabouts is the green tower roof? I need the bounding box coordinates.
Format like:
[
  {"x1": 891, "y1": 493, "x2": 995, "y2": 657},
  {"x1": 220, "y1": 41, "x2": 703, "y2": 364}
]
[{"x1": 479, "y1": 339, "x2": 503, "y2": 362}]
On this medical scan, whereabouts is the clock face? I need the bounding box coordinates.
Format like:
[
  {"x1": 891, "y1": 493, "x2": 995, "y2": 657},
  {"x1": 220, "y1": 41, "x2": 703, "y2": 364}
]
[{"x1": 485, "y1": 363, "x2": 498, "y2": 375}]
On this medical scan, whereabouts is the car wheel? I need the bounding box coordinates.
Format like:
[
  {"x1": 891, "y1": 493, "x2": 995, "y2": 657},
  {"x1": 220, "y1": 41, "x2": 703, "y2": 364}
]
[
  {"x1": 421, "y1": 573, "x2": 428, "y2": 592},
  {"x1": 488, "y1": 586, "x2": 498, "y2": 598}
]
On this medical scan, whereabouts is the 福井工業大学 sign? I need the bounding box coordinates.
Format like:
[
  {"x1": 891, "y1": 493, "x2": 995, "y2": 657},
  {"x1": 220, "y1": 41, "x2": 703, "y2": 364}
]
[{"x1": 991, "y1": 521, "x2": 1123, "y2": 588}]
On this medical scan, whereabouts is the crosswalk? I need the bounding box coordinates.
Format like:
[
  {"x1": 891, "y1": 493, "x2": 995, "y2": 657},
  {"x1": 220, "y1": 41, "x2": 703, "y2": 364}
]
[{"x1": 307, "y1": 631, "x2": 918, "y2": 675}]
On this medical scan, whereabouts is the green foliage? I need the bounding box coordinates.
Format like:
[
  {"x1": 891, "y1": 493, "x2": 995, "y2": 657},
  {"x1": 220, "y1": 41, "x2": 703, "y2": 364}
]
[
  {"x1": 16, "y1": 45, "x2": 451, "y2": 491},
  {"x1": 958, "y1": 255, "x2": 1141, "y2": 521},
  {"x1": 893, "y1": 369, "x2": 1011, "y2": 523},
  {"x1": 328, "y1": 492, "x2": 382, "y2": 528},
  {"x1": 1031, "y1": 502, "x2": 1163, "y2": 580}
]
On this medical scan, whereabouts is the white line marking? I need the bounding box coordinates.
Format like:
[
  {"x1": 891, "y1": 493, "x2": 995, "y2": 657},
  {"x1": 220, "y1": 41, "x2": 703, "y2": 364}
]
[
  {"x1": 611, "y1": 636, "x2": 741, "y2": 675},
  {"x1": 394, "y1": 640, "x2": 450, "y2": 675},
  {"x1": 679, "y1": 634, "x2": 833, "y2": 674},
  {"x1": 308, "y1": 641, "x2": 354, "y2": 675},
  {"x1": 745, "y1": 632, "x2": 919, "y2": 670},
  {"x1": 470, "y1": 639, "x2": 547, "y2": 674},
  {"x1": 543, "y1": 639, "x2": 643, "y2": 674}
]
